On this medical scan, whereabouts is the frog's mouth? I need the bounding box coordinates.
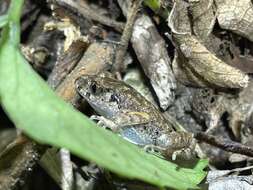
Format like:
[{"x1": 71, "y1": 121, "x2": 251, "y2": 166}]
[
  {"x1": 85, "y1": 92, "x2": 90, "y2": 98},
  {"x1": 88, "y1": 101, "x2": 115, "y2": 119}
]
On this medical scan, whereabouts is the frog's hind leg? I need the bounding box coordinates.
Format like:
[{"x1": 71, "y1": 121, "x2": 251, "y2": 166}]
[
  {"x1": 143, "y1": 144, "x2": 193, "y2": 160},
  {"x1": 157, "y1": 132, "x2": 196, "y2": 160},
  {"x1": 143, "y1": 144, "x2": 166, "y2": 159},
  {"x1": 144, "y1": 144, "x2": 166, "y2": 153}
]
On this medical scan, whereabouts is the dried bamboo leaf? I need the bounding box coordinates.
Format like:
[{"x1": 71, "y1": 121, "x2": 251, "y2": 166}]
[
  {"x1": 173, "y1": 34, "x2": 249, "y2": 88},
  {"x1": 188, "y1": 0, "x2": 219, "y2": 52},
  {"x1": 172, "y1": 50, "x2": 207, "y2": 87},
  {"x1": 131, "y1": 15, "x2": 176, "y2": 109},
  {"x1": 216, "y1": 0, "x2": 253, "y2": 42},
  {"x1": 168, "y1": 0, "x2": 220, "y2": 53},
  {"x1": 44, "y1": 19, "x2": 88, "y2": 52},
  {"x1": 168, "y1": 0, "x2": 249, "y2": 88},
  {"x1": 192, "y1": 0, "x2": 215, "y2": 38},
  {"x1": 167, "y1": 0, "x2": 191, "y2": 34}
]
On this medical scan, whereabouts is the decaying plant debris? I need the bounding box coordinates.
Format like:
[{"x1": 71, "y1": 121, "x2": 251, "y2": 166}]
[{"x1": 2, "y1": 0, "x2": 253, "y2": 189}]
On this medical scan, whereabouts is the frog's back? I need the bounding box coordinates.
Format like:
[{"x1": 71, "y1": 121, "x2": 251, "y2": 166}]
[{"x1": 107, "y1": 78, "x2": 175, "y2": 142}]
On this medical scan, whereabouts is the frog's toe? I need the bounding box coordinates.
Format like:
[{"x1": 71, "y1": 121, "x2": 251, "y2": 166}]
[
  {"x1": 172, "y1": 150, "x2": 179, "y2": 161},
  {"x1": 143, "y1": 145, "x2": 166, "y2": 158},
  {"x1": 144, "y1": 144, "x2": 165, "y2": 153},
  {"x1": 143, "y1": 145, "x2": 153, "y2": 152},
  {"x1": 90, "y1": 115, "x2": 101, "y2": 121},
  {"x1": 90, "y1": 115, "x2": 109, "y2": 128},
  {"x1": 90, "y1": 115, "x2": 119, "y2": 132},
  {"x1": 171, "y1": 148, "x2": 196, "y2": 160},
  {"x1": 97, "y1": 121, "x2": 107, "y2": 129}
]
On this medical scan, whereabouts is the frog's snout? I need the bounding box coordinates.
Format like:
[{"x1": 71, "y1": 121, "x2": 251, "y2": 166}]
[
  {"x1": 75, "y1": 76, "x2": 89, "y2": 89},
  {"x1": 76, "y1": 76, "x2": 99, "y2": 99},
  {"x1": 75, "y1": 76, "x2": 91, "y2": 98}
]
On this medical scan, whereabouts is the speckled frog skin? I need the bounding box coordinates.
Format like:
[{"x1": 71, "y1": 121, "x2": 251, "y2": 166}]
[{"x1": 75, "y1": 75, "x2": 195, "y2": 159}]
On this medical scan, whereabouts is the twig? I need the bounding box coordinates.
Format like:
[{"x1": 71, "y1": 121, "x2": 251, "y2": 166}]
[
  {"x1": 0, "y1": 136, "x2": 45, "y2": 190},
  {"x1": 47, "y1": 40, "x2": 88, "y2": 89},
  {"x1": 113, "y1": 0, "x2": 143, "y2": 72},
  {"x1": 49, "y1": 0, "x2": 125, "y2": 32},
  {"x1": 194, "y1": 132, "x2": 253, "y2": 157}
]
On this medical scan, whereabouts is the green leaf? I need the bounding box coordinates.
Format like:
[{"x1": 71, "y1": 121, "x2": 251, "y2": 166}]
[
  {"x1": 144, "y1": 0, "x2": 161, "y2": 11},
  {"x1": 144, "y1": 0, "x2": 169, "y2": 18},
  {"x1": 193, "y1": 159, "x2": 209, "y2": 171},
  {"x1": 0, "y1": 0, "x2": 207, "y2": 189},
  {"x1": 0, "y1": 15, "x2": 8, "y2": 28}
]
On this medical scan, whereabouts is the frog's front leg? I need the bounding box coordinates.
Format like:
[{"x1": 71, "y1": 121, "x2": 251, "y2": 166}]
[
  {"x1": 90, "y1": 111, "x2": 151, "y2": 132},
  {"x1": 156, "y1": 131, "x2": 196, "y2": 160},
  {"x1": 90, "y1": 115, "x2": 119, "y2": 132}
]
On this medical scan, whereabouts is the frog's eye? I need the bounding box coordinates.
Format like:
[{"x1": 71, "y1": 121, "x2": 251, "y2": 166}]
[
  {"x1": 90, "y1": 81, "x2": 103, "y2": 95},
  {"x1": 91, "y1": 82, "x2": 97, "y2": 93},
  {"x1": 109, "y1": 94, "x2": 120, "y2": 103}
]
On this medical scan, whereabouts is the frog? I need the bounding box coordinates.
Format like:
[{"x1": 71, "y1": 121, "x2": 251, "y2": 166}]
[{"x1": 75, "y1": 75, "x2": 196, "y2": 160}]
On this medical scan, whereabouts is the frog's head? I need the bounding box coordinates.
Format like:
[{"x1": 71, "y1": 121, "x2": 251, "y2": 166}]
[{"x1": 75, "y1": 75, "x2": 125, "y2": 118}]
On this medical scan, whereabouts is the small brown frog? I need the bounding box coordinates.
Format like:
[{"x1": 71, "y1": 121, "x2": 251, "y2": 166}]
[{"x1": 76, "y1": 75, "x2": 196, "y2": 160}]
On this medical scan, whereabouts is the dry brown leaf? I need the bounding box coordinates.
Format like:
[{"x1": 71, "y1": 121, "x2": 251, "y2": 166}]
[
  {"x1": 168, "y1": 0, "x2": 249, "y2": 88},
  {"x1": 216, "y1": 0, "x2": 253, "y2": 42}
]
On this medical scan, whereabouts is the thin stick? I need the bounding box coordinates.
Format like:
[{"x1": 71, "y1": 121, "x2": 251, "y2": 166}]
[
  {"x1": 51, "y1": 0, "x2": 125, "y2": 32},
  {"x1": 195, "y1": 132, "x2": 253, "y2": 157},
  {"x1": 113, "y1": 0, "x2": 143, "y2": 72}
]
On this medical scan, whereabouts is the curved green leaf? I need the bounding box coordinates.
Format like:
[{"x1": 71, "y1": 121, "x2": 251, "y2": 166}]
[{"x1": 0, "y1": 15, "x2": 8, "y2": 28}]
